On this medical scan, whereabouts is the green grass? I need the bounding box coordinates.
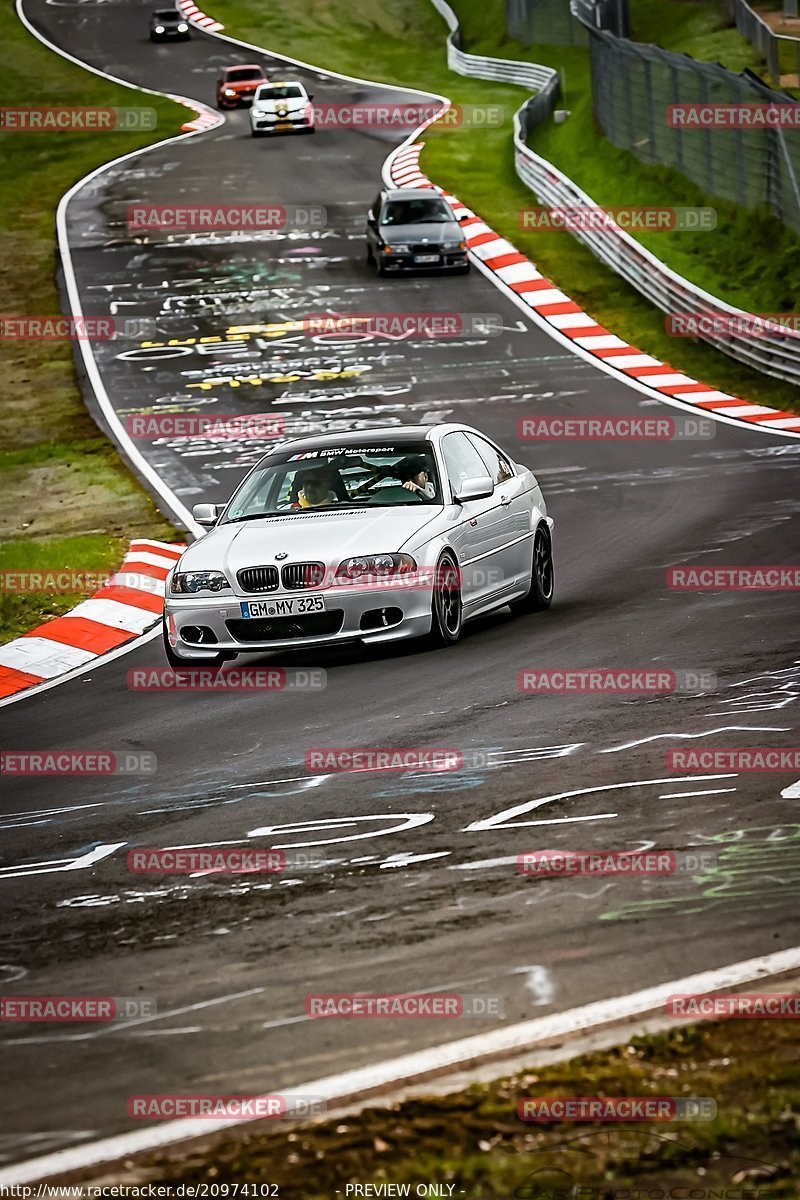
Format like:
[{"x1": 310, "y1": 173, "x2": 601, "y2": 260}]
[
  {"x1": 0, "y1": 535, "x2": 129, "y2": 642},
  {"x1": 83, "y1": 1018, "x2": 800, "y2": 1196},
  {"x1": 627, "y1": 0, "x2": 766, "y2": 72},
  {"x1": 0, "y1": 14, "x2": 185, "y2": 640},
  {"x1": 202, "y1": 0, "x2": 799, "y2": 412}
]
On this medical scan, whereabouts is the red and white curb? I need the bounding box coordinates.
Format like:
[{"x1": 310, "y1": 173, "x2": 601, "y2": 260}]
[
  {"x1": 0, "y1": 540, "x2": 185, "y2": 701},
  {"x1": 390, "y1": 144, "x2": 800, "y2": 435},
  {"x1": 176, "y1": 0, "x2": 224, "y2": 34}
]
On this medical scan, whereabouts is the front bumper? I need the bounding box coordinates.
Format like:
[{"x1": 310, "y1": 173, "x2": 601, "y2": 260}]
[
  {"x1": 165, "y1": 583, "x2": 433, "y2": 658},
  {"x1": 250, "y1": 117, "x2": 313, "y2": 133},
  {"x1": 151, "y1": 28, "x2": 190, "y2": 38},
  {"x1": 378, "y1": 251, "x2": 469, "y2": 271}
]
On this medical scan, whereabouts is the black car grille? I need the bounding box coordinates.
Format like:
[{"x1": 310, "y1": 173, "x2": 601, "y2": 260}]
[
  {"x1": 410, "y1": 244, "x2": 441, "y2": 255},
  {"x1": 237, "y1": 566, "x2": 279, "y2": 593},
  {"x1": 282, "y1": 562, "x2": 326, "y2": 590},
  {"x1": 226, "y1": 612, "x2": 344, "y2": 641}
]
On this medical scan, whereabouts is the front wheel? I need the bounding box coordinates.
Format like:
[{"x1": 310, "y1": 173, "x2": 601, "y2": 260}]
[
  {"x1": 426, "y1": 554, "x2": 463, "y2": 647},
  {"x1": 510, "y1": 524, "x2": 554, "y2": 614},
  {"x1": 162, "y1": 618, "x2": 236, "y2": 670}
]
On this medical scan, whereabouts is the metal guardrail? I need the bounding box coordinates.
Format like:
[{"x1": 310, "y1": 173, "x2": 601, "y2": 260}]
[
  {"x1": 429, "y1": 0, "x2": 556, "y2": 90},
  {"x1": 425, "y1": 0, "x2": 800, "y2": 384},
  {"x1": 724, "y1": 0, "x2": 800, "y2": 82}
]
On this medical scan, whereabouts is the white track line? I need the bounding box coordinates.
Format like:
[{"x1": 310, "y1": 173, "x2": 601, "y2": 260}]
[{"x1": 2, "y1": 945, "x2": 799, "y2": 1183}]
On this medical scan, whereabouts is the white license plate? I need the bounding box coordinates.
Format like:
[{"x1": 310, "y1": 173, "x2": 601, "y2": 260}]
[
  {"x1": 414, "y1": 254, "x2": 439, "y2": 264},
  {"x1": 241, "y1": 596, "x2": 326, "y2": 618}
]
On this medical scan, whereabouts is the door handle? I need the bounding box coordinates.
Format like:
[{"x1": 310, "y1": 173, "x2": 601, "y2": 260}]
[{"x1": 499, "y1": 494, "x2": 511, "y2": 506}]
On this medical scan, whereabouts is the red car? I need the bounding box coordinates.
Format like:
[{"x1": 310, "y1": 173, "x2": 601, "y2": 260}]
[{"x1": 216, "y1": 65, "x2": 268, "y2": 108}]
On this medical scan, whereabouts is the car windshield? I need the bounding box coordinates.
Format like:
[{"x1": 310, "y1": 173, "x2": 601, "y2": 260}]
[
  {"x1": 154, "y1": 9, "x2": 180, "y2": 17},
  {"x1": 381, "y1": 198, "x2": 452, "y2": 225},
  {"x1": 226, "y1": 68, "x2": 263, "y2": 81},
  {"x1": 222, "y1": 443, "x2": 441, "y2": 521},
  {"x1": 256, "y1": 85, "x2": 303, "y2": 100}
]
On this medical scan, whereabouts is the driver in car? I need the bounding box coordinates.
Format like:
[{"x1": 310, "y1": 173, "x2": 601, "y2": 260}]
[{"x1": 396, "y1": 455, "x2": 436, "y2": 500}]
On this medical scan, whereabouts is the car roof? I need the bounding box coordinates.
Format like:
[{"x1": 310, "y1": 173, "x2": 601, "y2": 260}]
[
  {"x1": 267, "y1": 424, "x2": 491, "y2": 458},
  {"x1": 381, "y1": 188, "x2": 450, "y2": 201},
  {"x1": 225, "y1": 63, "x2": 263, "y2": 70},
  {"x1": 257, "y1": 80, "x2": 305, "y2": 88}
]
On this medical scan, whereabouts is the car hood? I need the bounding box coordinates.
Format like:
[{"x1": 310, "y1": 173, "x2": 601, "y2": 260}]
[
  {"x1": 178, "y1": 507, "x2": 443, "y2": 576},
  {"x1": 376, "y1": 220, "x2": 462, "y2": 244},
  {"x1": 252, "y1": 97, "x2": 307, "y2": 113}
]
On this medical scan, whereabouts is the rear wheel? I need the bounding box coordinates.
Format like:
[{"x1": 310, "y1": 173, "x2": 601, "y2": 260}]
[
  {"x1": 510, "y1": 524, "x2": 554, "y2": 614},
  {"x1": 426, "y1": 554, "x2": 463, "y2": 647}
]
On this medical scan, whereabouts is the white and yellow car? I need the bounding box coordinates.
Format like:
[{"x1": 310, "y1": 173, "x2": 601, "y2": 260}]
[{"x1": 249, "y1": 82, "x2": 315, "y2": 137}]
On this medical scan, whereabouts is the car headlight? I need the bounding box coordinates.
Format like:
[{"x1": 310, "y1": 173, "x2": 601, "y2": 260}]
[
  {"x1": 442, "y1": 241, "x2": 467, "y2": 251},
  {"x1": 178, "y1": 21, "x2": 188, "y2": 29},
  {"x1": 381, "y1": 244, "x2": 410, "y2": 254},
  {"x1": 335, "y1": 553, "x2": 417, "y2": 582},
  {"x1": 224, "y1": 87, "x2": 236, "y2": 96},
  {"x1": 170, "y1": 571, "x2": 231, "y2": 594},
  {"x1": 154, "y1": 24, "x2": 165, "y2": 32}
]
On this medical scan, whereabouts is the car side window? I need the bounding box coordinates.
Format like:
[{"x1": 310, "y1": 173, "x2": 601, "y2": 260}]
[
  {"x1": 466, "y1": 434, "x2": 515, "y2": 486},
  {"x1": 441, "y1": 433, "x2": 492, "y2": 496}
]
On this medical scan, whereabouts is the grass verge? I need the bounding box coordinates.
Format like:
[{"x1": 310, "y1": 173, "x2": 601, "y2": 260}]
[
  {"x1": 0, "y1": 14, "x2": 186, "y2": 641},
  {"x1": 207, "y1": 0, "x2": 799, "y2": 413},
  {"x1": 88, "y1": 1018, "x2": 800, "y2": 1196}
]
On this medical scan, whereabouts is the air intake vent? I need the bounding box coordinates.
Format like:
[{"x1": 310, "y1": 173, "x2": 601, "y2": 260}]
[
  {"x1": 237, "y1": 566, "x2": 279, "y2": 592},
  {"x1": 282, "y1": 562, "x2": 326, "y2": 590}
]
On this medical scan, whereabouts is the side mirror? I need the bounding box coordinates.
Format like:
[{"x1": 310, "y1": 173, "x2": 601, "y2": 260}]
[
  {"x1": 454, "y1": 476, "x2": 494, "y2": 503},
  {"x1": 458, "y1": 214, "x2": 469, "y2": 223},
  {"x1": 192, "y1": 502, "x2": 222, "y2": 527},
  {"x1": 307, "y1": 93, "x2": 314, "y2": 100},
  {"x1": 367, "y1": 212, "x2": 376, "y2": 226}
]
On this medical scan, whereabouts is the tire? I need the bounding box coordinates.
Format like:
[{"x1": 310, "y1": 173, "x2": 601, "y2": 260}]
[
  {"x1": 366, "y1": 243, "x2": 374, "y2": 265},
  {"x1": 426, "y1": 554, "x2": 463, "y2": 647},
  {"x1": 510, "y1": 523, "x2": 554, "y2": 614},
  {"x1": 376, "y1": 258, "x2": 387, "y2": 277},
  {"x1": 162, "y1": 617, "x2": 235, "y2": 670}
]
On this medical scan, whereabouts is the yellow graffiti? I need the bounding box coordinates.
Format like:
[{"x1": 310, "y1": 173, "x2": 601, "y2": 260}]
[{"x1": 187, "y1": 367, "x2": 369, "y2": 391}]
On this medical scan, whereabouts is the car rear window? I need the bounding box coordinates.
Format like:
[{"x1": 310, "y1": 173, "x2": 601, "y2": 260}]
[{"x1": 226, "y1": 68, "x2": 263, "y2": 81}]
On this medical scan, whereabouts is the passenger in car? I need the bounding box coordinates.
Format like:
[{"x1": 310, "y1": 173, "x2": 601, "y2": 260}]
[{"x1": 291, "y1": 468, "x2": 339, "y2": 508}]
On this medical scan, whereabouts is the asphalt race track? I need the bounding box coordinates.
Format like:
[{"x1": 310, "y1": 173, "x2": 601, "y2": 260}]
[{"x1": 1, "y1": 0, "x2": 800, "y2": 1171}]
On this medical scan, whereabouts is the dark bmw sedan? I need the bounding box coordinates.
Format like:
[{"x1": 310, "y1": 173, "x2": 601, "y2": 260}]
[
  {"x1": 365, "y1": 188, "x2": 470, "y2": 275},
  {"x1": 150, "y1": 8, "x2": 190, "y2": 40}
]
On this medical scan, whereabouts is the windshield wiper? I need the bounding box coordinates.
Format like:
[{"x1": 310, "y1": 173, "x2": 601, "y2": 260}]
[{"x1": 224, "y1": 511, "x2": 284, "y2": 523}]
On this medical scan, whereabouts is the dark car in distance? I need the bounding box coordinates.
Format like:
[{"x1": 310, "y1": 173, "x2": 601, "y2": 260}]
[
  {"x1": 150, "y1": 8, "x2": 190, "y2": 41},
  {"x1": 366, "y1": 188, "x2": 470, "y2": 276}
]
